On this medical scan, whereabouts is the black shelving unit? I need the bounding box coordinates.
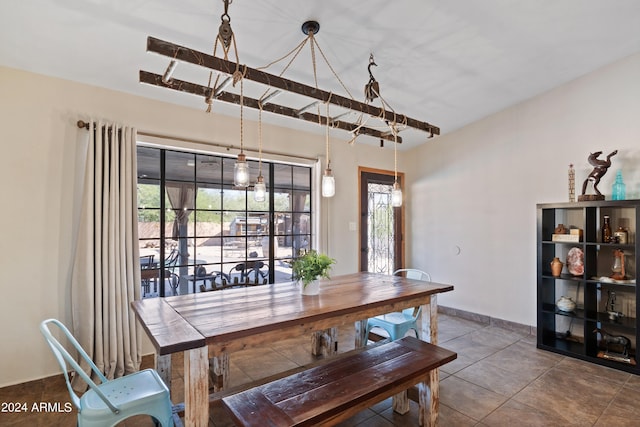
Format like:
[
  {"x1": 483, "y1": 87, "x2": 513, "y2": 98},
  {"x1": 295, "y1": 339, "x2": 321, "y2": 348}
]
[{"x1": 537, "y1": 200, "x2": 639, "y2": 374}]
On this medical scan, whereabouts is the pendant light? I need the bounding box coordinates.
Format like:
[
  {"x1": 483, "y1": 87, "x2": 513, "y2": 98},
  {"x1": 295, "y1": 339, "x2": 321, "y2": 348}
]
[
  {"x1": 234, "y1": 77, "x2": 250, "y2": 187},
  {"x1": 254, "y1": 103, "x2": 266, "y2": 202},
  {"x1": 391, "y1": 124, "x2": 402, "y2": 207},
  {"x1": 321, "y1": 100, "x2": 335, "y2": 197}
]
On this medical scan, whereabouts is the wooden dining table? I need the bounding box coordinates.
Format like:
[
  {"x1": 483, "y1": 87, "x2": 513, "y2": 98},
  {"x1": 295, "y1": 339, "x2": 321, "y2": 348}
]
[{"x1": 131, "y1": 271, "x2": 454, "y2": 426}]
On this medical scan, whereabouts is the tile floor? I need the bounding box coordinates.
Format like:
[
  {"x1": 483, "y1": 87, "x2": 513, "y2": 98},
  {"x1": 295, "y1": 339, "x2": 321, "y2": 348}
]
[{"x1": 1, "y1": 313, "x2": 639, "y2": 426}]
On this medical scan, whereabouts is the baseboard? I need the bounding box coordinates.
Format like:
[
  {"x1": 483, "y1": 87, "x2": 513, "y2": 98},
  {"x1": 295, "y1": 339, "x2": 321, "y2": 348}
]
[{"x1": 438, "y1": 305, "x2": 536, "y2": 336}]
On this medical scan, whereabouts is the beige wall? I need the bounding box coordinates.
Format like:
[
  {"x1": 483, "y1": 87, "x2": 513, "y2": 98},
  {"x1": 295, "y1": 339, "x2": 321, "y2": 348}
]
[
  {"x1": 0, "y1": 66, "x2": 394, "y2": 387},
  {"x1": 2, "y1": 51, "x2": 639, "y2": 386},
  {"x1": 405, "y1": 53, "x2": 640, "y2": 326}
]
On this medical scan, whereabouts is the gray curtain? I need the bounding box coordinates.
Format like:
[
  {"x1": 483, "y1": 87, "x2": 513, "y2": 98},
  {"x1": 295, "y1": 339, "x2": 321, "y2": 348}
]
[
  {"x1": 166, "y1": 181, "x2": 196, "y2": 292},
  {"x1": 71, "y1": 120, "x2": 141, "y2": 390},
  {"x1": 166, "y1": 181, "x2": 196, "y2": 241}
]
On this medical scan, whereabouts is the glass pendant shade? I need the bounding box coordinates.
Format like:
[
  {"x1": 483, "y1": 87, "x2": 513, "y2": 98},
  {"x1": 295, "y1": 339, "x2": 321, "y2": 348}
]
[
  {"x1": 391, "y1": 181, "x2": 402, "y2": 207},
  {"x1": 234, "y1": 153, "x2": 250, "y2": 187},
  {"x1": 322, "y1": 168, "x2": 335, "y2": 198},
  {"x1": 254, "y1": 174, "x2": 266, "y2": 202}
]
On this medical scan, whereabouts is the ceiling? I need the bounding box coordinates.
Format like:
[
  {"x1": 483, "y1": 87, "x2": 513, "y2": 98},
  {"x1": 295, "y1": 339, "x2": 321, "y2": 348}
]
[{"x1": 1, "y1": 0, "x2": 639, "y2": 150}]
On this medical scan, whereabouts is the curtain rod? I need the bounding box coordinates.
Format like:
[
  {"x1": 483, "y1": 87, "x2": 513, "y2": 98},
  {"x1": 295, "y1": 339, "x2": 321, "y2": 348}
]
[{"x1": 76, "y1": 120, "x2": 318, "y2": 162}]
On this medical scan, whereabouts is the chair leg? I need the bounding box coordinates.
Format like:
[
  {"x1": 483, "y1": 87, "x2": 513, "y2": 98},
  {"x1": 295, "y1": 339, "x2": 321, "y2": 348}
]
[{"x1": 142, "y1": 280, "x2": 150, "y2": 297}]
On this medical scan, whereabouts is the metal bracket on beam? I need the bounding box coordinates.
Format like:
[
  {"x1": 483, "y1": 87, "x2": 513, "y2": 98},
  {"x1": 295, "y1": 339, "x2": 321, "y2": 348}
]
[
  {"x1": 260, "y1": 90, "x2": 282, "y2": 106},
  {"x1": 295, "y1": 101, "x2": 320, "y2": 117}
]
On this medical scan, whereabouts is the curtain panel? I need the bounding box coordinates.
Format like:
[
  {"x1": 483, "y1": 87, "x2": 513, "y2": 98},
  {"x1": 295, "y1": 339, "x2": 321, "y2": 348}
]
[{"x1": 70, "y1": 120, "x2": 141, "y2": 390}]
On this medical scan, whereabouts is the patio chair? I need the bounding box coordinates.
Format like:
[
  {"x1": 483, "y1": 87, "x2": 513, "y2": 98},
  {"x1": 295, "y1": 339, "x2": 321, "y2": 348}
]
[
  {"x1": 193, "y1": 265, "x2": 231, "y2": 292},
  {"x1": 366, "y1": 269, "x2": 431, "y2": 341},
  {"x1": 140, "y1": 255, "x2": 156, "y2": 296},
  {"x1": 229, "y1": 261, "x2": 268, "y2": 285},
  {"x1": 40, "y1": 318, "x2": 173, "y2": 427},
  {"x1": 163, "y1": 249, "x2": 181, "y2": 295}
]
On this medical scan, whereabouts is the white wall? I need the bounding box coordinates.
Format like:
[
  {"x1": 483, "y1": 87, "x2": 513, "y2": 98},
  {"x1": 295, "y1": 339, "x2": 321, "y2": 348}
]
[
  {"x1": 405, "y1": 53, "x2": 640, "y2": 326},
  {"x1": 0, "y1": 66, "x2": 394, "y2": 387}
]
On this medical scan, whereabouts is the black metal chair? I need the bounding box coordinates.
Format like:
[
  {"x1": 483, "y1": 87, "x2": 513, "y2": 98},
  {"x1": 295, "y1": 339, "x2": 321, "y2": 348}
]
[
  {"x1": 140, "y1": 255, "x2": 156, "y2": 296},
  {"x1": 163, "y1": 249, "x2": 181, "y2": 295},
  {"x1": 192, "y1": 265, "x2": 230, "y2": 292},
  {"x1": 229, "y1": 261, "x2": 268, "y2": 285}
]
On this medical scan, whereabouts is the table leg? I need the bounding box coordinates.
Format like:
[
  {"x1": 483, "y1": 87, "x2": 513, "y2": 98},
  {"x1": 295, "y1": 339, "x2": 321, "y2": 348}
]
[
  {"x1": 311, "y1": 328, "x2": 337, "y2": 356},
  {"x1": 354, "y1": 319, "x2": 368, "y2": 349},
  {"x1": 210, "y1": 353, "x2": 229, "y2": 392},
  {"x1": 420, "y1": 294, "x2": 439, "y2": 426},
  {"x1": 423, "y1": 294, "x2": 438, "y2": 344},
  {"x1": 392, "y1": 389, "x2": 410, "y2": 414},
  {"x1": 393, "y1": 295, "x2": 438, "y2": 417},
  {"x1": 184, "y1": 346, "x2": 209, "y2": 427},
  {"x1": 156, "y1": 354, "x2": 172, "y2": 391}
]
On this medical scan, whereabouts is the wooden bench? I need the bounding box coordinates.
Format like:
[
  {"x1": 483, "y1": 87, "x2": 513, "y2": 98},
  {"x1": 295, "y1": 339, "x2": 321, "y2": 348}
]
[{"x1": 221, "y1": 336, "x2": 456, "y2": 427}]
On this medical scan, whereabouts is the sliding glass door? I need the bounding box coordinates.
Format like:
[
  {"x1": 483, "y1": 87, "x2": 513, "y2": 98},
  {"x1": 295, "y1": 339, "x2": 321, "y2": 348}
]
[{"x1": 137, "y1": 146, "x2": 312, "y2": 297}]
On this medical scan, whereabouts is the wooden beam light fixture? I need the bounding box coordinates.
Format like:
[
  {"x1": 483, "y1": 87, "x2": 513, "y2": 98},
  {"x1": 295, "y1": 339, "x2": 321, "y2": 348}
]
[{"x1": 139, "y1": 5, "x2": 440, "y2": 145}]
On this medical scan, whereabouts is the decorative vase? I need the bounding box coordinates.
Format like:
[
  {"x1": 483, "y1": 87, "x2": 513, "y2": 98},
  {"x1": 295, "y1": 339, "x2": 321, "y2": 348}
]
[
  {"x1": 556, "y1": 296, "x2": 576, "y2": 312},
  {"x1": 301, "y1": 279, "x2": 320, "y2": 295},
  {"x1": 550, "y1": 257, "x2": 564, "y2": 277}
]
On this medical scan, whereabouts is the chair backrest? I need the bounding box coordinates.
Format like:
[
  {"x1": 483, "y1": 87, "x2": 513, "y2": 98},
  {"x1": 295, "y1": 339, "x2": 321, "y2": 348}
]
[
  {"x1": 393, "y1": 269, "x2": 431, "y2": 318},
  {"x1": 230, "y1": 261, "x2": 268, "y2": 284},
  {"x1": 164, "y1": 249, "x2": 180, "y2": 269},
  {"x1": 40, "y1": 319, "x2": 120, "y2": 413},
  {"x1": 140, "y1": 254, "x2": 155, "y2": 268},
  {"x1": 393, "y1": 268, "x2": 431, "y2": 282},
  {"x1": 195, "y1": 265, "x2": 207, "y2": 277}
]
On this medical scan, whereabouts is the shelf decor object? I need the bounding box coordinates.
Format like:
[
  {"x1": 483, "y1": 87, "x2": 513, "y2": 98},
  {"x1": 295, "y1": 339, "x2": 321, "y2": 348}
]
[
  {"x1": 537, "y1": 199, "x2": 639, "y2": 374},
  {"x1": 594, "y1": 327, "x2": 636, "y2": 365},
  {"x1": 612, "y1": 170, "x2": 626, "y2": 201},
  {"x1": 550, "y1": 257, "x2": 564, "y2": 277},
  {"x1": 566, "y1": 247, "x2": 584, "y2": 275},
  {"x1": 578, "y1": 150, "x2": 617, "y2": 201},
  {"x1": 556, "y1": 296, "x2": 576, "y2": 312},
  {"x1": 568, "y1": 164, "x2": 575, "y2": 202}
]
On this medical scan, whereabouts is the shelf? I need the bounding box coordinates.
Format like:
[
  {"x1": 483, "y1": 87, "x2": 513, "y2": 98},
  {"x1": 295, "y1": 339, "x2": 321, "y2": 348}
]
[
  {"x1": 537, "y1": 200, "x2": 639, "y2": 374},
  {"x1": 541, "y1": 303, "x2": 584, "y2": 319},
  {"x1": 542, "y1": 241, "x2": 635, "y2": 250},
  {"x1": 595, "y1": 312, "x2": 637, "y2": 330},
  {"x1": 590, "y1": 277, "x2": 636, "y2": 287},
  {"x1": 541, "y1": 273, "x2": 584, "y2": 281},
  {"x1": 539, "y1": 335, "x2": 585, "y2": 356},
  {"x1": 542, "y1": 240, "x2": 583, "y2": 245}
]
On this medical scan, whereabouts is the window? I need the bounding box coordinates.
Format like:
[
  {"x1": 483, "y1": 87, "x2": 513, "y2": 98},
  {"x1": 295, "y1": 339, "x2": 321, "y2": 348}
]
[{"x1": 137, "y1": 146, "x2": 312, "y2": 297}]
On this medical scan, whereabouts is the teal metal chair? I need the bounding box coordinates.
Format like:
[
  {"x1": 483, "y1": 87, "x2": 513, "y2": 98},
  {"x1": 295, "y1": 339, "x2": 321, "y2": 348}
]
[
  {"x1": 366, "y1": 269, "x2": 431, "y2": 341},
  {"x1": 40, "y1": 319, "x2": 173, "y2": 427}
]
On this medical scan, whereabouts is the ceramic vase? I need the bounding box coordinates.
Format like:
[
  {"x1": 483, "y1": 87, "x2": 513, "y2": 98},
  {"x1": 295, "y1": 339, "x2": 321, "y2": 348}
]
[
  {"x1": 301, "y1": 279, "x2": 320, "y2": 295},
  {"x1": 556, "y1": 296, "x2": 576, "y2": 312},
  {"x1": 550, "y1": 257, "x2": 564, "y2": 277}
]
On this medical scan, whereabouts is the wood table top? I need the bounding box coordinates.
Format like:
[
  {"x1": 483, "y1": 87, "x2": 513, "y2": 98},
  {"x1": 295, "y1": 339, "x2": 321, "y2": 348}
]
[{"x1": 132, "y1": 272, "x2": 453, "y2": 355}]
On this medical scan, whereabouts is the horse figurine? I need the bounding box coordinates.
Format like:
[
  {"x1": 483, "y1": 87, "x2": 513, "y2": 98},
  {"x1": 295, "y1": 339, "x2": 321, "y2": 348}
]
[{"x1": 594, "y1": 327, "x2": 630, "y2": 357}]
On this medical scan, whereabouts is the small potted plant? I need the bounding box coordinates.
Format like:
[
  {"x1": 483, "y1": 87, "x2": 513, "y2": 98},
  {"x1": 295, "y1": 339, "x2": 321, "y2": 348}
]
[{"x1": 292, "y1": 250, "x2": 335, "y2": 295}]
